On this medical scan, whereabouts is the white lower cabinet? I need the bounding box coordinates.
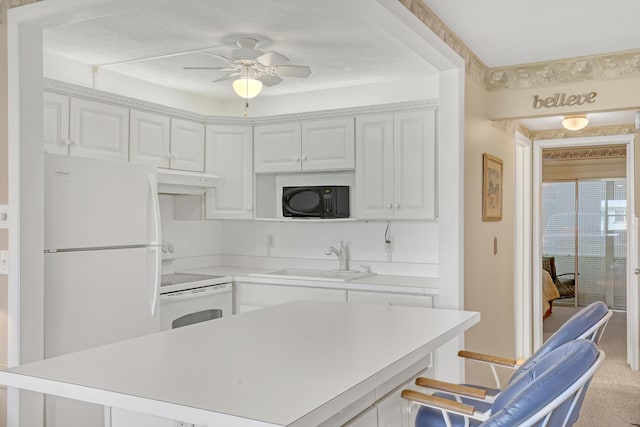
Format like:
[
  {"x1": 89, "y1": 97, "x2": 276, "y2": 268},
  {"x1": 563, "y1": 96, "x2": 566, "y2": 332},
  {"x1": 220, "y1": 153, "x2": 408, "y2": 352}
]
[
  {"x1": 375, "y1": 385, "x2": 411, "y2": 427},
  {"x1": 347, "y1": 290, "x2": 433, "y2": 308},
  {"x1": 344, "y1": 406, "x2": 378, "y2": 427},
  {"x1": 234, "y1": 282, "x2": 347, "y2": 313},
  {"x1": 109, "y1": 408, "x2": 174, "y2": 427}
]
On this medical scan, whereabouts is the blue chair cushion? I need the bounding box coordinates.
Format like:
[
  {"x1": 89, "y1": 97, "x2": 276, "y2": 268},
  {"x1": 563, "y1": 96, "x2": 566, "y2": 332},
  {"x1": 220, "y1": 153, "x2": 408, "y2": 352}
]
[
  {"x1": 485, "y1": 340, "x2": 599, "y2": 426},
  {"x1": 510, "y1": 301, "x2": 606, "y2": 383}
]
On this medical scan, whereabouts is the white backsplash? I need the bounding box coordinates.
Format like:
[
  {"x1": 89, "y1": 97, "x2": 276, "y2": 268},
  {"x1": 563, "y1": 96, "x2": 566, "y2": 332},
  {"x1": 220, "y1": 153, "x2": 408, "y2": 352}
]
[{"x1": 160, "y1": 195, "x2": 439, "y2": 276}]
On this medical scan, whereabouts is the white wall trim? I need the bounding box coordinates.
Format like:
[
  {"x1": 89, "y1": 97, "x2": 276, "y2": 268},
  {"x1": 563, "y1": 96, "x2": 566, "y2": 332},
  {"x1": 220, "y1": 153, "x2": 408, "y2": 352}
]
[
  {"x1": 514, "y1": 131, "x2": 533, "y2": 359},
  {"x1": 532, "y1": 134, "x2": 637, "y2": 366},
  {"x1": 626, "y1": 139, "x2": 639, "y2": 370}
]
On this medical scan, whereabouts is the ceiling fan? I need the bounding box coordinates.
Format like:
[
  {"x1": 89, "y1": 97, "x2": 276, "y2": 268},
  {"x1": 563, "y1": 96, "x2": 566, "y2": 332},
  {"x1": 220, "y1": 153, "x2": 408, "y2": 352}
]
[{"x1": 183, "y1": 37, "x2": 312, "y2": 96}]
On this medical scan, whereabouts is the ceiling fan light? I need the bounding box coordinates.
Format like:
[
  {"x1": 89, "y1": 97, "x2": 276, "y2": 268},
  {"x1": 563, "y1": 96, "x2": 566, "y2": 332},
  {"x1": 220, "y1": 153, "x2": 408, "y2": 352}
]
[
  {"x1": 562, "y1": 114, "x2": 589, "y2": 131},
  {"x1": 232, "y1": 78, "x2": 263, "y2": 99}
]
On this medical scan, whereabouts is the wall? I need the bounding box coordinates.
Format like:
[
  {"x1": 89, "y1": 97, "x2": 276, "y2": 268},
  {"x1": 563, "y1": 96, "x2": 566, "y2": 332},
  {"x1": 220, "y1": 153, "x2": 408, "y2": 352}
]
[
  {"x1": 0, "y1": 5, "x2": 9, "y2": 423},
  {"x1": 463, "y1": 75, "x2": 516, "y2": 386},
  {"x1": 221, "y1": 220, "x2": 438, "y2": 276},
  {"x1": 160, "y1": 194, "x2": 438, "y2": 276},
  {"x1": 159, "y1": 195, "x2": 224, "y2": 272}
]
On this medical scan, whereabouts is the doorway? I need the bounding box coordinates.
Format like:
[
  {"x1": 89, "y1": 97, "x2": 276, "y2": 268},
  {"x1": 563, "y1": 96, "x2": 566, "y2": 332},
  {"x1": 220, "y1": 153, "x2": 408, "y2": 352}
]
[
  {"x1": 529, "y1": 134, "x2": 638, "y2": 370},
  {"x1": 542, "y1": 178, "x2": 628, "y2": 310}
]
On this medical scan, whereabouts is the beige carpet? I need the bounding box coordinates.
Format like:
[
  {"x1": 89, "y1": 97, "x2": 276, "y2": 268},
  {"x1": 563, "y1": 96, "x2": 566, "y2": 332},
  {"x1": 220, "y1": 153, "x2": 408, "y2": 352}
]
[{"x1": 544, "y1": 306, "x2": 640, "y2": 426}]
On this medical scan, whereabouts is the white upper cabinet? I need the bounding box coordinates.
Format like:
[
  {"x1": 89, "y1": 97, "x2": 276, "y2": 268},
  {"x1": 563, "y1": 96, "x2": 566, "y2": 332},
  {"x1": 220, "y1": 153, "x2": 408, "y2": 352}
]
[
  {"x1": 129, "y1": 110, "x2": 171, "y2": 168},
  {"x1": 169, "y1": 118, "x2": 205, "y2": 172},
  {"x1": 254, "y1": 118, "x2": 354, "y2": 173},
  {"x1": 43, "y1": 92, "x2": 70, "y2": 155},
  {"x1": 393, "y1": 110, "x2": 436, "y2": 220},
  {"x1": 254, "y1": 122, "x2": 301, "y2": 173},
  {"x1": 69, "y1": 97, "x2": 130, "y2": 161},
  {"x1": 205, "y1": 125, "x2": 253, "y2": 219},
  {"x1": 356, "y1": 110, "x2": 436, "y2": 220},
  {"x1": 355, "y1": 114, "x2": 394, "y2": 219},
  {"x1": 301, "y1": 117, "x2": 355, "y2": 171}
]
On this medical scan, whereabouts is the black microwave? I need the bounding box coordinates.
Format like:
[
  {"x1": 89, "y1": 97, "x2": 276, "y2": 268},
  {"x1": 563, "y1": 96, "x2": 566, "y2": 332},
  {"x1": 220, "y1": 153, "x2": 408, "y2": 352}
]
[{"x1": 282, "y1": 186, "x2": 350, "y2": 218}]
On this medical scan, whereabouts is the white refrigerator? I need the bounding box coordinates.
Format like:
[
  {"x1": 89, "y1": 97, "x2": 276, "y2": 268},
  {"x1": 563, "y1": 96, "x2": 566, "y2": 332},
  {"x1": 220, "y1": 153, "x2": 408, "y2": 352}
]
[{"x1": 44, "y1": 154, "x2": 162, "y2": 427}]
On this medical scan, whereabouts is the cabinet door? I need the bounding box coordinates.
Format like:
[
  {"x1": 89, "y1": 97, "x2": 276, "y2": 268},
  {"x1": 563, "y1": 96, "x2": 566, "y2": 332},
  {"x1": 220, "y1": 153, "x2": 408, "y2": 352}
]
[
  {"x1": 205, "y1": 125, "x2": 253, "y2": 219},
  {"x1": 376, "y1": 385, "x2": 410, "y2": 427},
  {"x1": 254, "y1": 122, "x2": 302, "y2": 173},
  {"x1": 355, "y1": 114, "x2": 394, "y2": 219},
  {"x1": 343, "y1": 407, "x2": 377, "y2": 427},
  {"x1": 393, "y1": 110, "x2": 436, "y2": 220},
  {"x1": 170, "y1": 118, "x2": 205, "y2": 172},
  {"x1": 235, "y1": 282, "x2": 346, "y2": 313},
  {"x1": 302, "y1": 117, "x2": 355, "y2": 171},
  {"x1": 347, "y1": 290, "x2": 433, "y2": 308},
  {"x1": 69, "y1": 97, "x2": 129, "y2": 161},
  {"x1": 43, "y1": 92, "x2": 70, "y2": 155},
  {"x1": 129, "y1": 110, "x2": 171, "y2": 168}
]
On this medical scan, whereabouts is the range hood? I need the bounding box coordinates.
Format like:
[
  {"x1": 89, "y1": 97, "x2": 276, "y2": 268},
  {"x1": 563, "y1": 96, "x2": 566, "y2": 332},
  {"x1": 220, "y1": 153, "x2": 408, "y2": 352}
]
[{"x1": 157, "y1": 169, "x2": 219, "y2": 195}]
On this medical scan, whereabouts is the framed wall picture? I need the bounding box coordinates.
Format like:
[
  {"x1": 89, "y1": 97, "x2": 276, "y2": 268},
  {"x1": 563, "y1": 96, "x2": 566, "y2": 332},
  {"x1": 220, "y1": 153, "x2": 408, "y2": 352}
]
[{"x1": 482, "y1": 153, "x2": 503, "y2": 221}]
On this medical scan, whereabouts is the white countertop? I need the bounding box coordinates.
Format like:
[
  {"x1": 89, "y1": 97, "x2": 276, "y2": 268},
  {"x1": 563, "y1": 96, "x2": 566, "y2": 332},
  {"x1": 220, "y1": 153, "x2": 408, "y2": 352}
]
[
  {"x1": 181, "y1": 266, "x2": 439, "y2": 295},
  {"x1": 1, "y1": 301, "x2": 477, "y2": 426}
]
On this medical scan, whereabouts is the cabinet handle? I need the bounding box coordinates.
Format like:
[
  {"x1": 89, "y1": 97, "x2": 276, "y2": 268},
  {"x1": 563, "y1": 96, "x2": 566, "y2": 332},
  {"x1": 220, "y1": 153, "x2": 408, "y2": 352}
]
[
  {"x1": 386, "y1": 203, "x2": 393, "y2": 209},
  {"x1": 301, "y1": 155, "x2": 307, "y2": 161},
  {"x1": 295, "y1": 156, "x2": 300, "y2": 162},
  {"x1": 395, "y1": 203, "x2": 400, "y2": 209},
  {"x1": 63, "y1": 139, "x2": 71, "y2": 146},
  {"x1": 247, "y1": 205, "x2": 253, "y2": 211}
]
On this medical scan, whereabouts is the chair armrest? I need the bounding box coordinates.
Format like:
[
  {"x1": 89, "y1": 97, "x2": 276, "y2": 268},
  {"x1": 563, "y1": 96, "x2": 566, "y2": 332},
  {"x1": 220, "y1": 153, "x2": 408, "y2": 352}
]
[
  {"x1": 458, "y1": 350, "x2": 519, "y2": 368},
  {"x1": 401, "y1": 389, "x2": 476, "y2": 416},
  {"x1": 557, "y1": 273, "x2": 577, "y2": 278},
  {"x1": 414, "y1": 377, "x2": 487, "y2": 400}
]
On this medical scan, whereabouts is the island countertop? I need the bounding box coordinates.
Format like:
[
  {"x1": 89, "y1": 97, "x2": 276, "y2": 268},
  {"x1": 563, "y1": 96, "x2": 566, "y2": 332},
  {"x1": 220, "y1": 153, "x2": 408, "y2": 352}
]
[{"x1": 0, "y1": 300, "x2": 479, "y2": 426}]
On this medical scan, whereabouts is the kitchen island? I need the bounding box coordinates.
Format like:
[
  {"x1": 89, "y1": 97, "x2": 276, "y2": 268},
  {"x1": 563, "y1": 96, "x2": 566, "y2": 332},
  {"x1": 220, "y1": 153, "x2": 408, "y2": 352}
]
[{"x1": 0, "y1": 300, "x2": 479, "y2": 427}]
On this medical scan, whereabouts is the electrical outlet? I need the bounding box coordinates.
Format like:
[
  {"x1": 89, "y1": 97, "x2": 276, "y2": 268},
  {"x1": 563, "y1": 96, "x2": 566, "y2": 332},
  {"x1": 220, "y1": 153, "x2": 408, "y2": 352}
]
[
  {"x1": 267, "y1": 234, "x2": 275, "y2": 248},
  {"x1": 385, "y1": 237, "x2": 394, "y2": 253}
]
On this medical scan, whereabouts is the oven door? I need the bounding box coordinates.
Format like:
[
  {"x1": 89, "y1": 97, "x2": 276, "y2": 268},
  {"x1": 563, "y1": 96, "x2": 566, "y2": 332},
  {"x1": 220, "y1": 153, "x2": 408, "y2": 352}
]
[{"x1": 159, "y1": 283, "x2": 233, "y2": 330}]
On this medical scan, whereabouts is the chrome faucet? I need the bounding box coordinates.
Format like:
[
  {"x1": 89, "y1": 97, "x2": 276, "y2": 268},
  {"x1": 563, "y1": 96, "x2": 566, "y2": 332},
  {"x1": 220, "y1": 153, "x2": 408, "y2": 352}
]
[{"x1": 325, "y1": 241, "x2": 348, "y2": 271}]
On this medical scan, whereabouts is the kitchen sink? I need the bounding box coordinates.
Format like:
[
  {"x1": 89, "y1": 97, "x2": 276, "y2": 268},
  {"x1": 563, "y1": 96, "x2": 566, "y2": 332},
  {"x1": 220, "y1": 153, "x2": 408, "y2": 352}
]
[{"x1": 249, "y1": 268, "x2": 376, "y2": 282}]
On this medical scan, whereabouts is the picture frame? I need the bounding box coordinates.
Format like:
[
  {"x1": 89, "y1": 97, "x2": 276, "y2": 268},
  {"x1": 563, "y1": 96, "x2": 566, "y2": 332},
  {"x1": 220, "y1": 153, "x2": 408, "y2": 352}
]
[{"x1": 482, "y1": 153, "x2": 503, "y2": 221}]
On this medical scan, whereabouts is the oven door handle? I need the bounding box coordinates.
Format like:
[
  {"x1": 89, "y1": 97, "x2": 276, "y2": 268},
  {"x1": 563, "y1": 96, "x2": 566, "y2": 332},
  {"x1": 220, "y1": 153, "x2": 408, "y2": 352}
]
[{"x1": 160, "y1": 285, "x2": 232, "y2": 302}]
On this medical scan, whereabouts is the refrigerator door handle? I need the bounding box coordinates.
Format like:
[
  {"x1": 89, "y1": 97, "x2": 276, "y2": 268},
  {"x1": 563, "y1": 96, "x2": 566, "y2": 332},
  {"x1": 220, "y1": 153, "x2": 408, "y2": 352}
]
[
  {"x1": 149, "y1": 245, "x2": 161, "y2": 317},
  {"x1": 148, "y1": 173, "x2": 161, "y2": 246},
  {"x1": 148, "y1": 173, "x2": 162, "y2": 317}
]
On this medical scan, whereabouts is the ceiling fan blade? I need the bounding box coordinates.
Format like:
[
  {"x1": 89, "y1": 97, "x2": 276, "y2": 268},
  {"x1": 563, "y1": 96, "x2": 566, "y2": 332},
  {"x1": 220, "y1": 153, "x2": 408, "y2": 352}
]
[
  {"x1": 183, "y1": 66, "x2": 235, "y2": 70},
  {"x1": 212, "y1": 72, "x2": 239, "y2": 83},
  {"x1": 203, "y1": 52, "x2": 238, "y2": 66},
  {"x1": 273, "y1": 65, "x2": 312, "y2": 78},
  {"x1": 257, "y1": 74, "x2": 284, "y2": 87},
  {"x1": 256, "y1": 51, "x2": 289, "y2": 67}
]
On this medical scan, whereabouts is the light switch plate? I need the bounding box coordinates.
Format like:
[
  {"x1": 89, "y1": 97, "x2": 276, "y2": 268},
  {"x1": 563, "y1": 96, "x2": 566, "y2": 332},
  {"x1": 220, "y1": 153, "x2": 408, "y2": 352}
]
[
  {"x1": 0, "y1": 205, "x2": 7, "y2": 229},
  {"x1": 0, "y1": 250, "x2": 8, "y2": 275}
]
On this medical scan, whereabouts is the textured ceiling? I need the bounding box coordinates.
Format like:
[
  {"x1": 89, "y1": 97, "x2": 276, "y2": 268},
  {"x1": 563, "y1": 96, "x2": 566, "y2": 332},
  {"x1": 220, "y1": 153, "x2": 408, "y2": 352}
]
[
  {"x1": 421, "y1": 0, "x2": 640, "y2": 68},
  {"x1": 43, "y1": 0, "x2": 437, "y2": 99}
]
